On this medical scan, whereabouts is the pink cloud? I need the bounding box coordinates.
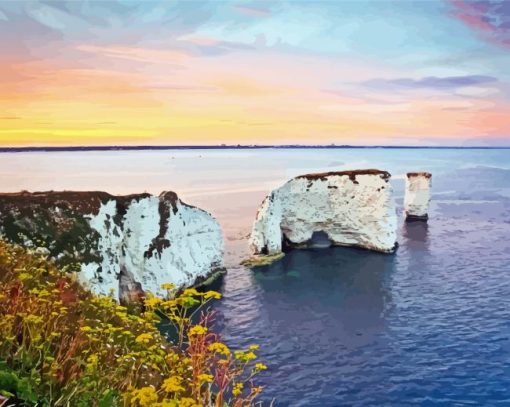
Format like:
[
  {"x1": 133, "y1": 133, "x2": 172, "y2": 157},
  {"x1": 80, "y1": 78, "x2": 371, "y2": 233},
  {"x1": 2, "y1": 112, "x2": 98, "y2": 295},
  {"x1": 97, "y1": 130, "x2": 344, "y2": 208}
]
[
  {"x1": 450, "y1": 0, "x2": 510, "y2": 49},
  {"x1": 179, "y1": 35, "x2": 222, "y2": 47},
  {"x1": 75, "y1": 44, "x2": 190, "y2": 64},
  {"x1": 233, "y1": 5, "x2": 271, "y2": 17}
]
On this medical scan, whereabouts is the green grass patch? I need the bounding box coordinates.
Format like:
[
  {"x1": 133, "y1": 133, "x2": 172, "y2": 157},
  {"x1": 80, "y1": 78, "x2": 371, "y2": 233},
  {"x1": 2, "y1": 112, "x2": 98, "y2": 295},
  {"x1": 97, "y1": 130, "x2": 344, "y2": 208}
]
[{"x1": 241, "y1": 253, "x2": 285, "y2": 268}]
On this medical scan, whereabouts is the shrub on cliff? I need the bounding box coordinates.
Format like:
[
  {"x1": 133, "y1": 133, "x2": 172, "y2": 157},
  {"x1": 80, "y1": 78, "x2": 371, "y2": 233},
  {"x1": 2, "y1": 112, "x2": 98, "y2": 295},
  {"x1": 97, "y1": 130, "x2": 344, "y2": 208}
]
[{"x1": 0, "y1": 240, "x2": 266, "y2": 406}]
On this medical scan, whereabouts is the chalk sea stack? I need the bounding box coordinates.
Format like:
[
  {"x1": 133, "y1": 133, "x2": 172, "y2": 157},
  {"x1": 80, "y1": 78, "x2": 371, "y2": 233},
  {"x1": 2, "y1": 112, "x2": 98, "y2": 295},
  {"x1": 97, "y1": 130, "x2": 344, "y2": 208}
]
[
  {"x1": 404, "y1": 172, "x2": 432, "y2": 221},
  {"x1": 249, "y1": 169, "x2": 398, "y2": 255},
  {"x1": 0, "y1": 191, "x2": 224, "y2": 302}
]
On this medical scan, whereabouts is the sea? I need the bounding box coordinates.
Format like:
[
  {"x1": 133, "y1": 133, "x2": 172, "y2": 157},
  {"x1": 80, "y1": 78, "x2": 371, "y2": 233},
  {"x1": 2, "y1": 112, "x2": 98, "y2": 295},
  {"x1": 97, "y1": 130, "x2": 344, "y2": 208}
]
[{"x1": 1, "y1": 147, "x2": 510, "y2": 406}]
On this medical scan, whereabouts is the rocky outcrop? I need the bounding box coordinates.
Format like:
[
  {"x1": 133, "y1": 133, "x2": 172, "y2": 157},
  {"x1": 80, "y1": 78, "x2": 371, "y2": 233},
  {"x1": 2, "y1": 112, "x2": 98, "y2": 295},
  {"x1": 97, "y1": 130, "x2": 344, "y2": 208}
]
[
  {"x1": 0, "y1": 191, "x2": 224, "y2": 300},
  {"x1": 404, "y1": 172, "x2": 432, "y2": 221},
  {"x1": 249, "y1": 170, "x2": 398, "y2": 255}
]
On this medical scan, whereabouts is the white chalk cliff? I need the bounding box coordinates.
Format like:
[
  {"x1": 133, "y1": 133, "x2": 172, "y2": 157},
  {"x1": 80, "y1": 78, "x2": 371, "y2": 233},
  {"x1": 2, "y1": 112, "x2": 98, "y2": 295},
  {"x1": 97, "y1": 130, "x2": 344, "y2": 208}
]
[
  {"x1": 404, "y1": 172, "x2": 432, "y2": 220},
  {"x1": 249, "y1": 170, "x2": 398, "y2": 254},
  {"x1": 0, "y1": 191, "x2": 224, "y2": 301}
]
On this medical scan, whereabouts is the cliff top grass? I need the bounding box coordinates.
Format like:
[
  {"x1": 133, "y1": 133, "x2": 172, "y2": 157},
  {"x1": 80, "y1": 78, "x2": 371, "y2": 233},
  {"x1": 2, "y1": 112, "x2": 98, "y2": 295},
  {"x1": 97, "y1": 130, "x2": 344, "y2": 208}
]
[{"x1": 0, "y1": 239, "x2": 266, "y2": 406}]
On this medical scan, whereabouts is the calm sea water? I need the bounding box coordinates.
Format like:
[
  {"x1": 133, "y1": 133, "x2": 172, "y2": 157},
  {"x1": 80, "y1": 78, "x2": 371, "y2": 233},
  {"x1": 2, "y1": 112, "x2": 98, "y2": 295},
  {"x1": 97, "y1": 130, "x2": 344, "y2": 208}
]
[{"x1": 2, "y1": 148, "x2": 510, "y2": 405}]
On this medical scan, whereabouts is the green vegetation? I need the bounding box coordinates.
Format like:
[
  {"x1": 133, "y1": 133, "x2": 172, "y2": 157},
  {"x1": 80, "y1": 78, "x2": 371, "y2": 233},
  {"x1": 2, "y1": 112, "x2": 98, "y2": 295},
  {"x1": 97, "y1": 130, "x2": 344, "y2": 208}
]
[
  {"x1": 0, "y1": 206, "x2": 102, "y2": 267},
  {"x1": 240, "y1": 253, "x2": 285, "y2": 268},
  {"x1": 0, "y1": 240, "x2": 266, "y2": 406}
]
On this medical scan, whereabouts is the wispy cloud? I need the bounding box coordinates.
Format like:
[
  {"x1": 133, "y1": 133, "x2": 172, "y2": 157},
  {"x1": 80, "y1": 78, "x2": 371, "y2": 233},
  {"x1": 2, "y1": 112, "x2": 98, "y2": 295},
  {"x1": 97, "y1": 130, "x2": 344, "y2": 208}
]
[
  {"x1": 76, "y1": 44, "x2": 190, "y2": 64},
  {"x1": 1, "y1": 0, "x2": 510, "y2": 146},
  {"x1": 233, "y1": 5, "x2": 271, "y2": 17},
  {"x1": 361, "y1": 75, "x2": 498, "y2": 90},
  {"x1": 450, "y1": 0, "x2": 510, "y2": 49},
  {"x1": 177, "y1": 34, "x2": 255, "y2": 56}
]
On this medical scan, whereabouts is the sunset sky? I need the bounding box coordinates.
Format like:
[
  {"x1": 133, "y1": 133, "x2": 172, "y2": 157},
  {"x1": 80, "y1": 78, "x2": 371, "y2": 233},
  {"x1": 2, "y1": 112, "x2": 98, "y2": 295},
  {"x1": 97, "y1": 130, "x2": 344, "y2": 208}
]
[{"x1": 1, "y1": 0, "x2": 510, "y2": 146}]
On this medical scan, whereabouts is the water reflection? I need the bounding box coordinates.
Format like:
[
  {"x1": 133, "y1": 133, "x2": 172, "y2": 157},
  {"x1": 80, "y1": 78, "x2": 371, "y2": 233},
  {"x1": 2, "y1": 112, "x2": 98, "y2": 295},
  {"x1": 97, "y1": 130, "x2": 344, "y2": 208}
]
[
  {"x1": 252, "y1": 248, "x2": 396, "y2": 347},
  {"x1": 399, "y1": 220, "x2": 431, "y2": 282},
  {"x1": 402, "y1": 220, "x2": 429, "y2": 249},
  {"x1": 211, "y1": 247, "x2": 397, "y2": 404}
]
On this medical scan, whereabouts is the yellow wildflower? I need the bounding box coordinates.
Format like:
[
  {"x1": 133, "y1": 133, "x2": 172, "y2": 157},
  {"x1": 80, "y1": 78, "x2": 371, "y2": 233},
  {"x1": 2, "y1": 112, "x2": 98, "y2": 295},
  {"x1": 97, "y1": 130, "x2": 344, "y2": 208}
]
[
  {"x1": 208, "y1": 342, "x2": 231, "y2": 356},
  {"x1": 245, "y1": 351, "x2": 257, "y2": 361},
  {"x1": 0, "y1": 239, "x2": 267, "y2": 406},
  {"x1": 144, "y1": 297, "x2": 162, "y2": 308},
  {"x1": 135, "y1": 333, "x2": 153, "y2": 344},
  {"x1": 232, "y1": 382, "x2": 243, "y2": 397},
  {"x1": 177, "y1": 398, "x2": 201, "y2": 407},
  {"x1": 18, "y1": 273, "x2": 32, "y2": 281},
  {"x1": 161, "y1": 376, "x2": 184, "y2": 393},
  {"x1": 80, "y1": 326, "x2": 93, "y2": 333},
  {"x1": 188, "y1": 325, "x2": 208, "y2": 336},
  {"x1": 198, "y1": 373, "x2": 213, "y2": 383},
  {"x1": 37, "y1": 289, "x2": 51, "y2": 297},
  {"x1": 203, "y1": 291, "x2": 221, "y2": 300},
  {"x1": 131, "y1": 386, "x2": 158, "y2": 407},
  {"x1": 143, "y1": 311, "x2": 161, "y2": 324},
  {"x1": 154, "y1": 401, "x2": 178, "y2": 407},
  {"x1": 182, "y1": 288, "x2": 200, "y2": 297},
  {"x1": 234, "y1": 351, "x2": 257, "y2": 362},
  {"x1": 161, "y1": 299, "x2": 176, "y2": 308},
  {"x1": 24, "y1": 315, "x2": 43, "y2": 324},
  {"x1": 85, "y1": 354, "x2": 99, "y2": 371}
]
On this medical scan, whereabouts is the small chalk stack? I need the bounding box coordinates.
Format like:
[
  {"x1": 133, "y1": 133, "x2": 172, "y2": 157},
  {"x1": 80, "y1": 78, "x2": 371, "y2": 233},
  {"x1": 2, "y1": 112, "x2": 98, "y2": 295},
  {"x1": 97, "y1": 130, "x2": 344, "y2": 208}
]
[{"x1": 404, "y1": 172, "x2": 432, "y2": 221}]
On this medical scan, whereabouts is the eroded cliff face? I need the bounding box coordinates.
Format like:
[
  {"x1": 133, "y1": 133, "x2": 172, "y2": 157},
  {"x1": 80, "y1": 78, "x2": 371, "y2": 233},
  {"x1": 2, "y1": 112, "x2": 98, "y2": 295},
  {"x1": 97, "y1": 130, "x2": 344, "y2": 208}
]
[
  {"x1": 249, "y1": 170, "x2": 398, "y2": 254},
  {"x1": 404, "y1": 172, "x2": 432, "y2": 221},
  {"x1": 0, "y1": 191, "x2": 224, "y2": 300}
]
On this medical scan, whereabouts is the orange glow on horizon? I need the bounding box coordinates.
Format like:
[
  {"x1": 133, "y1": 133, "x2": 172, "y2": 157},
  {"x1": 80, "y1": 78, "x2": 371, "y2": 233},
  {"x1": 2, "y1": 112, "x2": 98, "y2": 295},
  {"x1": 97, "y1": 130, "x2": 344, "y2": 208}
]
[{"x1": 1, "y1": 46, "x2": 509, "y2": 147}]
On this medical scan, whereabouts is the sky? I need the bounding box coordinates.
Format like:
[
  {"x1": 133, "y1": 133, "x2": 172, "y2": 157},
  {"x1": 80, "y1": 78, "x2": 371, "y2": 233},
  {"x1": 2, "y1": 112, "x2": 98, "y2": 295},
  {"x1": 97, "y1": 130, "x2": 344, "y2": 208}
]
[{"x1": 1, "y1": 0, "x2": 510, "y2": 147}]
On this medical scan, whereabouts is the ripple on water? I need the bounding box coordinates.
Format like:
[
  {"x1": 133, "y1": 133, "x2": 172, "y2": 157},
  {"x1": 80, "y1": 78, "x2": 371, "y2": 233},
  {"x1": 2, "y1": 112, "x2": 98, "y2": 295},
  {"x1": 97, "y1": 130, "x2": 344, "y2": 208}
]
[
  {"x1": 211, "y1": 194, "x2": 510, "y2": 405},
  {"x1": 2, "y1": 148, "x2": 510, "y2": 405}
]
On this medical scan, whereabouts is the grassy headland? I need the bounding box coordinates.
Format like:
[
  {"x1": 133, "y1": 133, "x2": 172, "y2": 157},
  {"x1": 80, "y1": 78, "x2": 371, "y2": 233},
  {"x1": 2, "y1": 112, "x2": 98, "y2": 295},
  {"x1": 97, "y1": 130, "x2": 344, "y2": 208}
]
[{"x1": 0, "y1": 240, "x2": 266, "y2": 406}]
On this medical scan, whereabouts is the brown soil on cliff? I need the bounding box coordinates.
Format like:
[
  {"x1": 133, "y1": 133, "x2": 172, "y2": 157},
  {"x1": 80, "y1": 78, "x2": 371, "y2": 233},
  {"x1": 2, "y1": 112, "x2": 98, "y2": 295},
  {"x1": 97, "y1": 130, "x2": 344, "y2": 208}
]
[
  {"x1": 406, "y1": 172, "x2": 432, "y2": 179},
  {"x1": 295, "y1": 169, "x2": 391, "y2": 183}
]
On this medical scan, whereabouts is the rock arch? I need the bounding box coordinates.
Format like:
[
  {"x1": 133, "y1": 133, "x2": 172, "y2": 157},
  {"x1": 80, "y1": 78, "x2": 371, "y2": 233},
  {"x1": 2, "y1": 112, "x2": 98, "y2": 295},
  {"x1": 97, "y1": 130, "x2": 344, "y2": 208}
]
[{"x1": 249, "y1": 170, "x2": 398, "y2": 254}]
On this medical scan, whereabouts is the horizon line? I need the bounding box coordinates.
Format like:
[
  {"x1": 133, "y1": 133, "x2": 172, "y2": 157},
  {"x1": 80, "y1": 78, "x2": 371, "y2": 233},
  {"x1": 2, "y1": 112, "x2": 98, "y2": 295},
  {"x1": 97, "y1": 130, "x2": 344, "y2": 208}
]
[
  {"x1": 0, "y1": 144, "x2": 510, "y2": 153},
  {"x1": 1, "y1": 144, "x2": 510, "y2": 152}
]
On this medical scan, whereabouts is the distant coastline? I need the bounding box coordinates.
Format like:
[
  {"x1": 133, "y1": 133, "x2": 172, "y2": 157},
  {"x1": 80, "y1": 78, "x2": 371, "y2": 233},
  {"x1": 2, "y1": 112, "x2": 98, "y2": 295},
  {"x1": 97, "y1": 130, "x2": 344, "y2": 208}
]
[{"x1": 1, "y1": 145, "x2": 509, "y2": 152}]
